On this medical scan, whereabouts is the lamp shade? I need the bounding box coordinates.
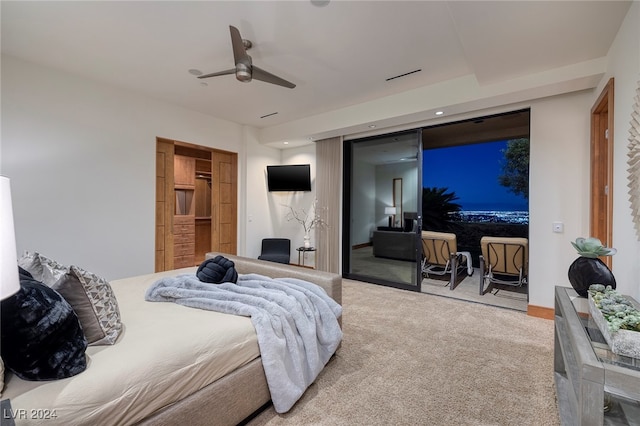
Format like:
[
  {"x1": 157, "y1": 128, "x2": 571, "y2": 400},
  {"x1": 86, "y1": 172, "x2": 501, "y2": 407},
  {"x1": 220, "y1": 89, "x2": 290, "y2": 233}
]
[
  {"x1": 1, "y1": 176, "x2": 20, "y2": 300},
  {"x1": 384, "y1": 206, "x2": 397, "y2": 215}
]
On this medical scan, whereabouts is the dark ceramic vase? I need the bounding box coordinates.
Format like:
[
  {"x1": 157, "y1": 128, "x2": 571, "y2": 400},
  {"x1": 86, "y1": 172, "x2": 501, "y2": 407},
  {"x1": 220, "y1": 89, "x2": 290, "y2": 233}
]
[{"x1": 567, "y1": 257, "x2": 616, "y2": 297}]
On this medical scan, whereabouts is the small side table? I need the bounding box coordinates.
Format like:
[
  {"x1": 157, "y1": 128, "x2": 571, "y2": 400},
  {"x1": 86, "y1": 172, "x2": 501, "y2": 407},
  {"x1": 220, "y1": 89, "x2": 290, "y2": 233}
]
[{"x1": 296, "y1": 247, "x2": 317, "y2": 268}]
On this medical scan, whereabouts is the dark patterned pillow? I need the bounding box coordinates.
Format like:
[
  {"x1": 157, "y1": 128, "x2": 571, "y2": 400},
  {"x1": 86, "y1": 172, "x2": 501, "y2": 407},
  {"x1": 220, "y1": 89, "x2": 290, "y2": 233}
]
[{"x1": 0, "y1": 269, "x2": 87, "y2": 381}]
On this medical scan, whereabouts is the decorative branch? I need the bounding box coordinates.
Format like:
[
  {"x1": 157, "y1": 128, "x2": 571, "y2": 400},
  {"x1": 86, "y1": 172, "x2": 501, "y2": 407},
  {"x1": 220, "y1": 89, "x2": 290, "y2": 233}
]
[{"x1": 283, "y1": 200, "x2": 329, "y2": 234}]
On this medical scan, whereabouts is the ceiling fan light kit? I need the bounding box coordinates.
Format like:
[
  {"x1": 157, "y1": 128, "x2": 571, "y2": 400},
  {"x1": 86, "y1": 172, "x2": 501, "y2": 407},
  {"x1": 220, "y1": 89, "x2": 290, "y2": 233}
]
[{"x1": 198, "y1": 25, "x2": 295, "y2": 89}]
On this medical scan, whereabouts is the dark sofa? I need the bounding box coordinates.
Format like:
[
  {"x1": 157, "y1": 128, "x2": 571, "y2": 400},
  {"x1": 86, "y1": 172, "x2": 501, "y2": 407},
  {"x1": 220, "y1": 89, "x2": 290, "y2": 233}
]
[{"x1": 372, "y1": 229, "x2": 417, "y2": 261}]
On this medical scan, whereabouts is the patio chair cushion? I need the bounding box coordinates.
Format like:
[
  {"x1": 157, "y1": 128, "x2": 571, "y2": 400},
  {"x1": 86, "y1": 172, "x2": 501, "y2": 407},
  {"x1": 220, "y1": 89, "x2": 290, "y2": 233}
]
[
  {"x1": 421, "y1": 231, "x2": 458, "y2": 265},
  {"x1": 480, "y1": 236, "x2": 528, "y2": 276}
]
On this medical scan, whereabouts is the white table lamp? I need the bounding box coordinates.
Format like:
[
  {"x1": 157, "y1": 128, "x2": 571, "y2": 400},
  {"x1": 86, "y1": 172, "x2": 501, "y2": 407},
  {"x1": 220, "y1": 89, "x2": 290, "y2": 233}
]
[
  {"x1": 1, "y1": 176, "x2": 20, "y2": 300},
  {"x1": 384, "y1": 206, "x2": 397, "y2": 228}
]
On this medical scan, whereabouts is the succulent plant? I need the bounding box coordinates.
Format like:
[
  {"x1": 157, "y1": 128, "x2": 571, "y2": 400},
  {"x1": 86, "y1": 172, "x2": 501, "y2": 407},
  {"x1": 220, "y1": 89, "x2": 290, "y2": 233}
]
[
  {"x1": 571, "y1": 237, "x2": 617, "y2": 258},
  {"x1": 588, "y1": 284, "x2": 640, "y2": 332}
]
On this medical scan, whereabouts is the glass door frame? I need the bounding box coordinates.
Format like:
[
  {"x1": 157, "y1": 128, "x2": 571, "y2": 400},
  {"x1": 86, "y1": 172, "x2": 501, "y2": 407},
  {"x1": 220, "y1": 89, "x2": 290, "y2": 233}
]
[{"x1": 342, "y1": 129, "x2": 423, "y2": 292}]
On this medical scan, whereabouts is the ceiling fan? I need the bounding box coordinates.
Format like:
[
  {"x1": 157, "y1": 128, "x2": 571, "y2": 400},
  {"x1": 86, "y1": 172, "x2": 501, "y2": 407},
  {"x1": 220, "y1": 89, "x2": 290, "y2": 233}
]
[{"x1": 198, "y1": 25, "x2": 296, "y2": 89}]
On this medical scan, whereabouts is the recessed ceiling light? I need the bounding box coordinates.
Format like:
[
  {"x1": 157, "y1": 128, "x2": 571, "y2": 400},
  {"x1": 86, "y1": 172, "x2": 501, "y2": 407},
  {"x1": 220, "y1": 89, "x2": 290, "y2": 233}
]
[
  {"x1": 435, "y1": 111, "x2": 444, "y2": 116},
  {"x1": 369, "y1": 125, "x2": 376, "y2": 128},
  {"x1": 188, "y1": 69, "x2": 203, "y2": 76},
  {"x1": 283, "y1": 141, "x2": 289, "y2": 145}
]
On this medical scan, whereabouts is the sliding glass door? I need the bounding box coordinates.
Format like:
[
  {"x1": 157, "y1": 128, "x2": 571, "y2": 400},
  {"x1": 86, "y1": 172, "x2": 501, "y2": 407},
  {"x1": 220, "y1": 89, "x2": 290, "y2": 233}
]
[{"x1": 342, "y1": 130, "x2": 422, "y2": 290}]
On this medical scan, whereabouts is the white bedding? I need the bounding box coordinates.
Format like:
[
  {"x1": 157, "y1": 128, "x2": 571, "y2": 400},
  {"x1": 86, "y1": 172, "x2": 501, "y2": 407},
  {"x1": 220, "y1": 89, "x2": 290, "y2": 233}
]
[{"x1": 2, "y1": 267, "x2": 260, "y2": 425}]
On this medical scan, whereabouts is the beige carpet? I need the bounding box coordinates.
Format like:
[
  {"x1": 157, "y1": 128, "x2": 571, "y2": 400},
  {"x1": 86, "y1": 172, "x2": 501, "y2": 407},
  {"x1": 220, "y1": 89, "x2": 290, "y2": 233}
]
[{"x1": 248, "y1": 279, "x2": 560, "y2": 426}]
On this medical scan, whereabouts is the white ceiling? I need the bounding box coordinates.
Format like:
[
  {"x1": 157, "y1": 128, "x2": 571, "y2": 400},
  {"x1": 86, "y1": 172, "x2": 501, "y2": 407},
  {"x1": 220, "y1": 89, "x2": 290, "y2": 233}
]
[{"x1": 1, "y1": 1, "x2": 632, "y2": 141}]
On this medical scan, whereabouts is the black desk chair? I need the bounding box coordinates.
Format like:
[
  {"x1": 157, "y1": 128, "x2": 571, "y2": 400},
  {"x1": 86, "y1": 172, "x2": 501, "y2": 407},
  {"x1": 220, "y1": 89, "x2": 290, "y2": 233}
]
[{"x1": 257, "y1": 238, "x2": 291, "y2": 264}]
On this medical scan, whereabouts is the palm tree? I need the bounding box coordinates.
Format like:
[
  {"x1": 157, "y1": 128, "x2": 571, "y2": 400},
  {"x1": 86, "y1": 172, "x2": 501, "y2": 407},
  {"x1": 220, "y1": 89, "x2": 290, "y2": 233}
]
[{"x1": 422, "y1": 187, "x2": 462, "y2": 231}]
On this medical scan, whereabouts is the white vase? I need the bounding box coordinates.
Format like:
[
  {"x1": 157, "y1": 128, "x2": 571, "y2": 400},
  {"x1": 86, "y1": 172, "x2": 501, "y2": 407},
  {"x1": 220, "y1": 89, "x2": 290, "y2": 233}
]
[{"x1": 303, "y1": 234, "x2": 311, "y2": 249}]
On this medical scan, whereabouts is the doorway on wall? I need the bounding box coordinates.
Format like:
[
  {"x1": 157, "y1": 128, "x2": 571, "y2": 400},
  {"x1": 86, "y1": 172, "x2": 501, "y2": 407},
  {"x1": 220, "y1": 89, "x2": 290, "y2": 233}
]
[
  {"x1": 342, "y1": 109, "x2": 531, "y2": 312},
  {"x1": 590, "y1": 78, "x2": 614, "y2": 269},
  {"x1": 155, "y1": 138, "x2": 238, "y2": 272},
  {"x1": 421, "y1": 110, "x2": 530, "y2": 311}
]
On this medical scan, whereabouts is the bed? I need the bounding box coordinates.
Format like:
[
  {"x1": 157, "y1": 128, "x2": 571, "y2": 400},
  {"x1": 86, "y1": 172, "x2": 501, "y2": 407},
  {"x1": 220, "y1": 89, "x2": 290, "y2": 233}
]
[{"x1": 1, "y1": 253, "x2": 342, "y2": 425}]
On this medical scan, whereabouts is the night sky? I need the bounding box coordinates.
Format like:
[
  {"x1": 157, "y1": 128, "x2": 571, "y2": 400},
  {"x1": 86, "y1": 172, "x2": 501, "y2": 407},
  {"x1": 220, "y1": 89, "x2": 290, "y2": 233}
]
[{"x1": 423, "y1": 140, "x2": 528, "y2": 212}]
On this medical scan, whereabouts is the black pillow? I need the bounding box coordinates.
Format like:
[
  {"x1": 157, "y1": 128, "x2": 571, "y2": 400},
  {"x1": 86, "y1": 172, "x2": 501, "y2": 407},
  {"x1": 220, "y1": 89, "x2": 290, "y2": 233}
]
[
  {"x1": 197, "y1": 255, "x2": 238, "y2": 284},
  {"x1": 18, "y1": 265, "x2": 33, "y2": 279},
  {"x1": 0, "y1": 268, "x2": 88, "y2": 380}
]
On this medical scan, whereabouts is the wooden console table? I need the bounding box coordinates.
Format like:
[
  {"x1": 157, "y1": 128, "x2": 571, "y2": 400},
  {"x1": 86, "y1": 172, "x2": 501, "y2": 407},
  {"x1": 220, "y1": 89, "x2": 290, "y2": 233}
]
[{"x1": 554, "y1": 286, "x2": 640, "y2": 425}]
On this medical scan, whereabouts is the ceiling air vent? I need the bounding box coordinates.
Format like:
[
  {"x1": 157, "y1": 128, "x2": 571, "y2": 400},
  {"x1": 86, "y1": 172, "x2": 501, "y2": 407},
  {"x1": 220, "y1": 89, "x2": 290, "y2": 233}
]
[{"x1": 386, "y1": 69, "x2": 421, "y2": 82}]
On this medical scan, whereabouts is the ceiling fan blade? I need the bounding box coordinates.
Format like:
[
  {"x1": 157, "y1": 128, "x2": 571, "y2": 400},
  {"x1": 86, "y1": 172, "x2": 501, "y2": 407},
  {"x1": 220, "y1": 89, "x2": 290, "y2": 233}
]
[
  {"x1": 229, "y1": 25, "x2": 249, "y2": 65},
  {"x1": 197, "y1": 68, "x2": 236, "y2": 79},
  {"x1": 252, "y1": 65, "x2": 296, "y2": 89}
]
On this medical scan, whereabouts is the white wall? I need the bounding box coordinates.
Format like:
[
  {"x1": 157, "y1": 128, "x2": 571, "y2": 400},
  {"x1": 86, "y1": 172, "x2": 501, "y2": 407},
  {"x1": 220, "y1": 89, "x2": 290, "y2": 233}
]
[
  {"x1": 527, "y1": 91, "x2": 593, "y2": 308},
  {"x1": 351, "y1": 158, "x2": 376, "y2": 245},
  {"x1": 375, "y1": 161, "x2": 419, "y2": 226},
  {"x1": 600, "y1": 0, "x2": 640, "y2": 301},
  {"x1": 348, "y1": 157, "x2": 418, "y2": 247},
  {"x1": 243, "y1": 143, "x2": 317, "y2": 261},
  {"x1": 276, "y1": 146, "x2": 317, "y2": 260},
  {"x1": 1, "y1": 55, "x2": 246, "y2": 280},
  {"x1": 0, "y1": 54, "x2": 315, "y2": 276},
  {"x1": 242, "y1": 125, "x2": 281, "y2": 259},
  {"x1": 0, "y1": 53, "x2": 609, "y2": 310},
  {"x1": 1, "y1": 1, "x2": 637, "y2": 308}
]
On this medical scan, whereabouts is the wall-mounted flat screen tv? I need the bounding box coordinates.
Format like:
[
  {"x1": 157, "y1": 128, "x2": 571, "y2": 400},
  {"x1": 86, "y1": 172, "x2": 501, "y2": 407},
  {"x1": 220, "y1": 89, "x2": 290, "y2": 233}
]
[{"x1": 267, "y1": 164, "x2": 312, "y2": 192}]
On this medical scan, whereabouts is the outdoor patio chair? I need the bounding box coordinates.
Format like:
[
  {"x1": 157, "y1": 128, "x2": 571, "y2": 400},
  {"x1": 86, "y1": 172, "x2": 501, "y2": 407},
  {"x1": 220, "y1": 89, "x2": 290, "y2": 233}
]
[
  {"x1": 421, "y1": 231, "x2": 472, "y2": 290},
  {"x1": 479, "y1": 236, "x2": 528, "y2": 295}
]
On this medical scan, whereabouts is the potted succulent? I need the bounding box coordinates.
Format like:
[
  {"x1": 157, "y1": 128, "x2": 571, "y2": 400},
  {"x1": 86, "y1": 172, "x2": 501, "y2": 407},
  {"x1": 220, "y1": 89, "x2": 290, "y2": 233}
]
[
  {"x1": 568, "y1": 237, "x2": 616, "y2": 297},
  {"x1": 588, "y1": 284, "x2": 640, "y2": 358}
]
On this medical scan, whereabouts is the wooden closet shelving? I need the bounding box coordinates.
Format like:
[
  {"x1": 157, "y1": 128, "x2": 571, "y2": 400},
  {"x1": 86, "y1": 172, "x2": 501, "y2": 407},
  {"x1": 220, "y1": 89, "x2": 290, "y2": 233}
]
[
  {"x1": 174, "y1": 154, "x2": 212, "y2": 268},
  {"x1": 156, "y1": 137, "x2": 238, "y2": 273}
]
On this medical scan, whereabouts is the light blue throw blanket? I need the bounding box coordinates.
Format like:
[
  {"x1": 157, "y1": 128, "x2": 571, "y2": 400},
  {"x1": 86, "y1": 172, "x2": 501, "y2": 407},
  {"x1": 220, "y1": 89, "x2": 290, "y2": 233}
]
[{"x1": 144, "y1": 273, "x2": 343, "y2": 413}]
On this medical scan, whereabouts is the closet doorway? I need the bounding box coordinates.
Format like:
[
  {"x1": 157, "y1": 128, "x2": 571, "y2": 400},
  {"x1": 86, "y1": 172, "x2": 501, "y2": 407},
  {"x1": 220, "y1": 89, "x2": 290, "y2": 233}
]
[{"x1": 155, "y1": 138, "x2": 238, "y2": 272}]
